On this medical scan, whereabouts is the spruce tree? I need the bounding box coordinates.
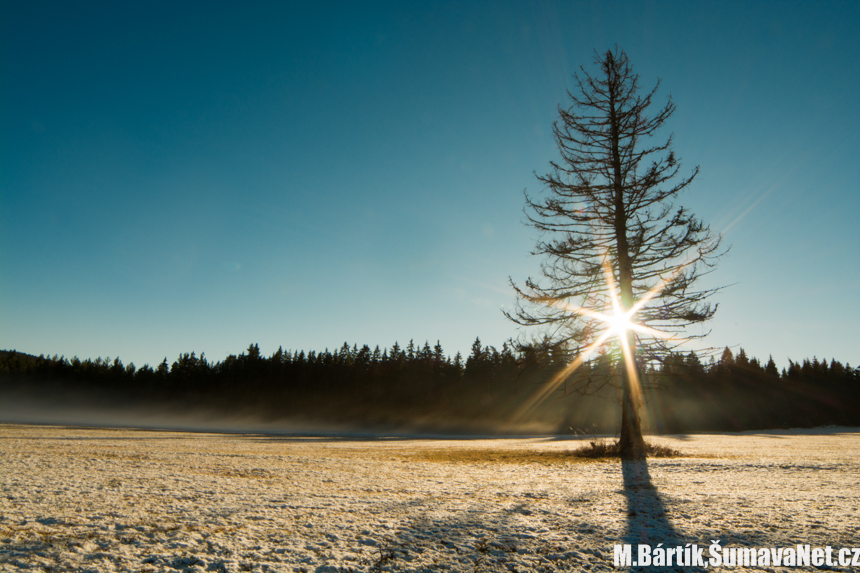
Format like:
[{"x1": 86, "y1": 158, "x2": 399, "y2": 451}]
[{"x1": 507, "y1": 48, "x2": 724, "y2": 458}]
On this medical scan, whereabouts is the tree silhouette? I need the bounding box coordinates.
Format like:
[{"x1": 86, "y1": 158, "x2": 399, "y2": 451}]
[{"x1": 507, "y1": 47, "x2": 725, "y2": 458}]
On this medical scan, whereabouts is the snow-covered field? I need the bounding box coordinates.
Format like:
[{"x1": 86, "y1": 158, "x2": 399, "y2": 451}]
[{"x1": 1, "y1": 424, "x2": 859, "y2": 572}]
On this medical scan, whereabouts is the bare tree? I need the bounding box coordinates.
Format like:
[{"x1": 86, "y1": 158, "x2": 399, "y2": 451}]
[{"x1": 506, "y1": 48, "x2": 725, "y2": 458}]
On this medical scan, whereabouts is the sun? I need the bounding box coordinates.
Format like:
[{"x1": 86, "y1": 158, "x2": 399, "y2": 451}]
[{"x1": 604, "y1": 309, "x2": 633, "y2": 336}]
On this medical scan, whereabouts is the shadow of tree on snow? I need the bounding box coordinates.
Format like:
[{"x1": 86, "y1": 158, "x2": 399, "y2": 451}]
[
  {"x1": 350, "y1": 487, "x2": 608, "y2": 572},
  {"x1": 621, "y1": 459, "x2": 707, "y2": 572}
]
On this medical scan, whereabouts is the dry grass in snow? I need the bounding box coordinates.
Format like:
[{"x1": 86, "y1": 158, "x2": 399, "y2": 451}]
[{"x1": 1, "y1": 424, "x2": 859, "y2": 572}]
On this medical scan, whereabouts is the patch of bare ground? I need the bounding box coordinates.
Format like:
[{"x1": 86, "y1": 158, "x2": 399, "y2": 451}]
[
  {"x1": 409, "y1": 447, "x2": 611, "y2": 464},
  {"x1": 408, "y1": 439, "x2": 688, "y2": 463}
]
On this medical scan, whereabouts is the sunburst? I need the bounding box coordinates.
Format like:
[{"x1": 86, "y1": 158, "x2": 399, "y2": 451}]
[{"x1": 511, "y1": 254, "x2": 692, "y2": 423}]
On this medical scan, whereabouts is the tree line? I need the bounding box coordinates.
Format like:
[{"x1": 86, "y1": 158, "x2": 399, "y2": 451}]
[
  {"x1": 1, "y1": 343, "x2": 857, "y2": 433},
  {"x1": 644, "y1": 348, "x2": 860, "y2": 432}
]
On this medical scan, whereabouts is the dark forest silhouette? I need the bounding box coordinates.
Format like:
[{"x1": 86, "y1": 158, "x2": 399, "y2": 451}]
[{"x1": 1, "y1": 342, "x2": 857, "y2": 434}]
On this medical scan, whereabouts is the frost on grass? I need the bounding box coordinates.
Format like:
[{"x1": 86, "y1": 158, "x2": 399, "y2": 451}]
[{"x1": 1, "y1": 424, "x2": 859, "y2": 572}]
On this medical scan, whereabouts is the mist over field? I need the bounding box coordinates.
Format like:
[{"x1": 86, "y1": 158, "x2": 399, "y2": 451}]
[
  {"x1": 0, "y1": 393, "x2": 316, "y2": 437},
  {"x1": 0, "y1": 383, "x2": 619, "y2": 438}
]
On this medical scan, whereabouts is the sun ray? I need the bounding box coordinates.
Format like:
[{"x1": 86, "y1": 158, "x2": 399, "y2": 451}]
[
  {"x1": 510, "y1": 327, "x2": 616, "y2": 423},
  {"x1": 511, "y1": 247, "x2": 697, "y2": 425}
]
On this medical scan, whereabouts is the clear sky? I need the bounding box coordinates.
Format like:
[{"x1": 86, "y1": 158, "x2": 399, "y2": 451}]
[{"x1": 2, "y1": 1, "x2": 858, "y2": 370}]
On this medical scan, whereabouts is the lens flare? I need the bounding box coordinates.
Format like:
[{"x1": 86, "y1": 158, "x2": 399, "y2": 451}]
[{"x1": 510, "y1": 251, "x2": 693, "y2": 424}]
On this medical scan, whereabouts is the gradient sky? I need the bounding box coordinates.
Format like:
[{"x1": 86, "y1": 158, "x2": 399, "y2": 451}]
[{"x1": 2, "y1": 1, "x2": 858, "y2": 370}]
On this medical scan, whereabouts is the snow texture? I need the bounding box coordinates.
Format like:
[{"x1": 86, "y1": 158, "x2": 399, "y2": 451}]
[{"x1": 1, "y1": 424, "x2": 859, "y2": 572}]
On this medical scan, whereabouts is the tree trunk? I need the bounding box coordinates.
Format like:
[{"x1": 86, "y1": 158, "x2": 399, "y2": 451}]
[
  {"x1": 619, "y1": 340, "x2": 646, "y2": 459},
  {"x1": 607, "y1": 53, "x2": 647, "y2": 459}
]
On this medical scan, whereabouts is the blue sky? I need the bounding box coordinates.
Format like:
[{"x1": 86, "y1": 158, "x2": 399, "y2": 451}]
[{"x1": 2, "y1": 0, "x2": 858, "y2": 369}]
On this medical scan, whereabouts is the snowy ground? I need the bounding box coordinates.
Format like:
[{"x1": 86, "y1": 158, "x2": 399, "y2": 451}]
[{"x1": 1, "y1": 424, "x2": 859, "y2": 572}]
